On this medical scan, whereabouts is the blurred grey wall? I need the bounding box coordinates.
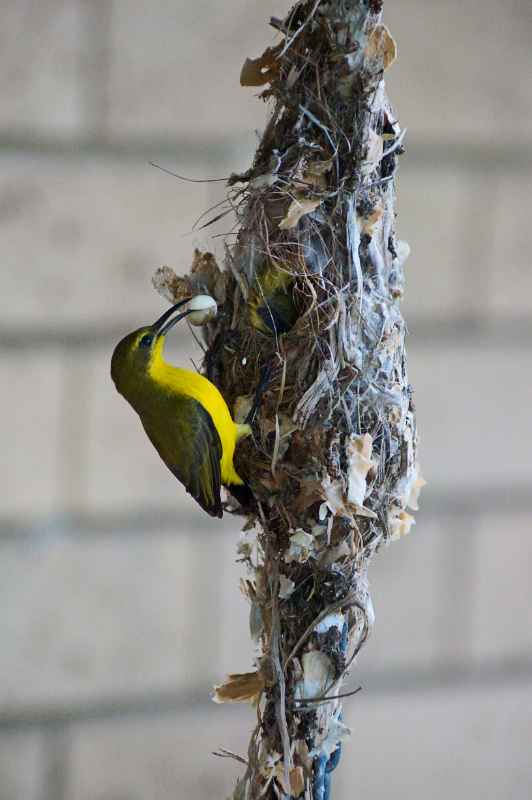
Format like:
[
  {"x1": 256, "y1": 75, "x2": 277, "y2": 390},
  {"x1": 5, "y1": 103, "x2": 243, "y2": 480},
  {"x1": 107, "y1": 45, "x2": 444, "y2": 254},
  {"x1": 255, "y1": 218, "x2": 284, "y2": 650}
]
[{"x1": 1, "y1": 2, "x2": 531, "y2": 799}]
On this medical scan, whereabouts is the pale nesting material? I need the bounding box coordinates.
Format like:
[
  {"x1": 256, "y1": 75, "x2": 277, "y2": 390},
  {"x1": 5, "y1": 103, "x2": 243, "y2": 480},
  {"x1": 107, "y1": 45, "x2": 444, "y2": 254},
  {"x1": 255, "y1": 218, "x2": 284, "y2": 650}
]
[
  {"x1": 319, "y1": 428, "x2": 376, "y2": 520},
  {"x1": 407, "y1": 470, "x2": 427, "y2": 511},
  {"x1": 314, "y1": 612, "x2": 345, "y2": 635},
  {"x1": 278, "y1": 574, "x2": 296, "y2": 600},
  {"x1": 187, "y1": 294, "x2": 217, "y2": 326},
  {"x1": 346, "y1": 433, "x2": 373, "y2": 506},
  {"x1": 284, "y1": 529, "x2": 316, "y2": 563},
  {"x1": 364, "y1": 592, "x2": 376, "y2": 633},
  {"x1": 320, "y1": 474, "x2": 345, "y2": 516},
  {"x1": 250, "y1": 172, "x2": 278, "y2": 189},
  {"x1": 388, "y1": 508, "x2": 416, "y2": 542},
  {"x1": 395, "y1": 463, "x2": 426, "y2": 512},
  {"x1": 363, "y1": 129, "x2": 383, "y2": 170},
  {"x1": 310, "y1": 707, "x2": 352, "y2": 759},
  {"x1": 394, "y1": 239, "x2": 411, "y2": 270},
  {"x1": 321, "y1": 473, "x2": 377, "y2": 520},
  {"x1": 294, "y1": 651, "x2": 334, "y2": 701}
]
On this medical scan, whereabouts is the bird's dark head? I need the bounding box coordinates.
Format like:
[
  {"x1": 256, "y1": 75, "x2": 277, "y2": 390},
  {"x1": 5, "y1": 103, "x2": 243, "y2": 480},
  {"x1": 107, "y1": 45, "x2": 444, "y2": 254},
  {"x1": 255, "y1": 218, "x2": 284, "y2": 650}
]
[
  {"x1": 110, "y1": 326, "x2": 158, "y2": 393},
  {"x1": 110, "y1": 299, "x2": 191, "y2": 396}
]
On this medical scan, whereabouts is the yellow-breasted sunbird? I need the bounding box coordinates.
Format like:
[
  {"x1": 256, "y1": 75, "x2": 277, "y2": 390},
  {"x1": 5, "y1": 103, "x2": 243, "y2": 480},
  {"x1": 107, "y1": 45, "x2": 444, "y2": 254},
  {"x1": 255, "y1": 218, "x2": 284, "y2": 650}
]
[{"x1": 110, "y1": 299, "x2": 250, "y2": 517}]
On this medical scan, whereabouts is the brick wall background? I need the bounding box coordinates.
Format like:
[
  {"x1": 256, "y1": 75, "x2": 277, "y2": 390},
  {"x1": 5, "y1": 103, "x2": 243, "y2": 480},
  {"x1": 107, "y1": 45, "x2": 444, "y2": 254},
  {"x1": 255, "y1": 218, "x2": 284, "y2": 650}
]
[{"x1": 1, "y1": 2, "x2": 531, "y2": 799}]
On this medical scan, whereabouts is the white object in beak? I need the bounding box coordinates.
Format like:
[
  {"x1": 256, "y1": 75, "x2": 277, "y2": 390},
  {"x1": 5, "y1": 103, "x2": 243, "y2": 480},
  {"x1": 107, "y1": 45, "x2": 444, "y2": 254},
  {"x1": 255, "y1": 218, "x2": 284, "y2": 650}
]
[{"x1": 187, "y1": 294, "x2": 218, "y2": 326}]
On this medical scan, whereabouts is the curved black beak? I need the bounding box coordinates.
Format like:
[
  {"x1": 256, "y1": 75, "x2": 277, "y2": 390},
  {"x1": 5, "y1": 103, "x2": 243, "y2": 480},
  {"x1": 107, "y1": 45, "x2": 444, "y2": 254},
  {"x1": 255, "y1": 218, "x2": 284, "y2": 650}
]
[{"x1": 152, "y1": 298, "x2": 192, "y2": 336}]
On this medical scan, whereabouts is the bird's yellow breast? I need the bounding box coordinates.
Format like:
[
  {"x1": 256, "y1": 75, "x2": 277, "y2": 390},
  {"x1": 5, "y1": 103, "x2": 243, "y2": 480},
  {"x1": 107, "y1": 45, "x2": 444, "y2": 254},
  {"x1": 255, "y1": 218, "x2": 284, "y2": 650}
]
[{"x1": 148, "y1": 343, "x2": 245, "y2": 485}]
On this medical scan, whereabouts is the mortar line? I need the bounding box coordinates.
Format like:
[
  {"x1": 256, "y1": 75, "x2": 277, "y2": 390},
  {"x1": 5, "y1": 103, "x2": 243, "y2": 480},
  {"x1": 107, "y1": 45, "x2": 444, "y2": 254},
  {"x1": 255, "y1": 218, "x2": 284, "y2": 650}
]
[
  {"x1": 40, "y1": 724, "x2": 70, "y2": 800},
  {"x1": 1, "y1": 315, "x2": 531, "y2": 352},
  {"x1": 0, "y1": 133, "x2": 531, "y2": 171},
  {"x1": 80, "y1": 0, "x2": 113, "y2": 138},
  {"x1": 1, "y1": 658, "x2": 531, "y2": 733},
  {"x1": 0, "y1": 486, "x2": 531, "y2": 542}
]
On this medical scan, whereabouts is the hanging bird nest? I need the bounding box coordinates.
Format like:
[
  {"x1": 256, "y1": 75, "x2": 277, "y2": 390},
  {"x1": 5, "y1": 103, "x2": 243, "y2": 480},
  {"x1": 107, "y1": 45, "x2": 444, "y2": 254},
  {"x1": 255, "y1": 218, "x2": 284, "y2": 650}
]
[{"x1": 154, "y1": 1, "x2": 424, "y2": 797}]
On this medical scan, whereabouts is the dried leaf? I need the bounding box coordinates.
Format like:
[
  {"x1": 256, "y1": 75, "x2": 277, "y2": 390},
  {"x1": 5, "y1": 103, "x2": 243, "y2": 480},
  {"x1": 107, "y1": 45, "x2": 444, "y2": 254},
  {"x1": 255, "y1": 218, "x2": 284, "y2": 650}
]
[
  {"x1": 240, "y1": 46, "x2": 281, "y2": 86},
  {"x1": 290, "y1": 766, "x2": 305, "y2": 796},
  {"x1": 212, "y1": 672, "x2": 265, "y2": 704},
  {"x1": 279, "y1": 196, "x2": 321, "y2": 230},
  {"x1": 302, "y1": 159, "x2": 333, "y2": 190},
  {"x1": 190, "y1": 249, "x2": 227, "y2": 304},
  {"x1": 152, "y1": 266, "x2": 191, "y2": 304},
  {"x1": 293, "y1": 480, "x2": 324, "y2": 513},
  {"x1": 294, "y1": 739, "x2": 313, "y2": 772},
  {"x1": 366, "y1": 23, "x2": 397, "y2": 71},
  {"x1": 306, "y1": 159, "x2": 333, "y2": 177},
  {"x1": 277, "y1": 766, "x2": 306, "y2": 797}
]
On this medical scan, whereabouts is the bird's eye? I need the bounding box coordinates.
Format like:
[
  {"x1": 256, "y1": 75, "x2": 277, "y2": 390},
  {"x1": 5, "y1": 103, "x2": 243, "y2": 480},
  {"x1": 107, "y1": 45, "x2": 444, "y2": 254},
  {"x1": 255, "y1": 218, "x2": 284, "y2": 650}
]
[{"x1": 139, "y1": 334, "x2": 153, "y2": 348}]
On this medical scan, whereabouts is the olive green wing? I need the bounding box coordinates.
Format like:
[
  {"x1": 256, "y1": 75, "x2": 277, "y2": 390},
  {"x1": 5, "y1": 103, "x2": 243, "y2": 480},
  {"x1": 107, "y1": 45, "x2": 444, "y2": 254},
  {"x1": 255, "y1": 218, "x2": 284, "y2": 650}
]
[{"x1": 141, "y1": 395, "x2": 223, "y2": 518}]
